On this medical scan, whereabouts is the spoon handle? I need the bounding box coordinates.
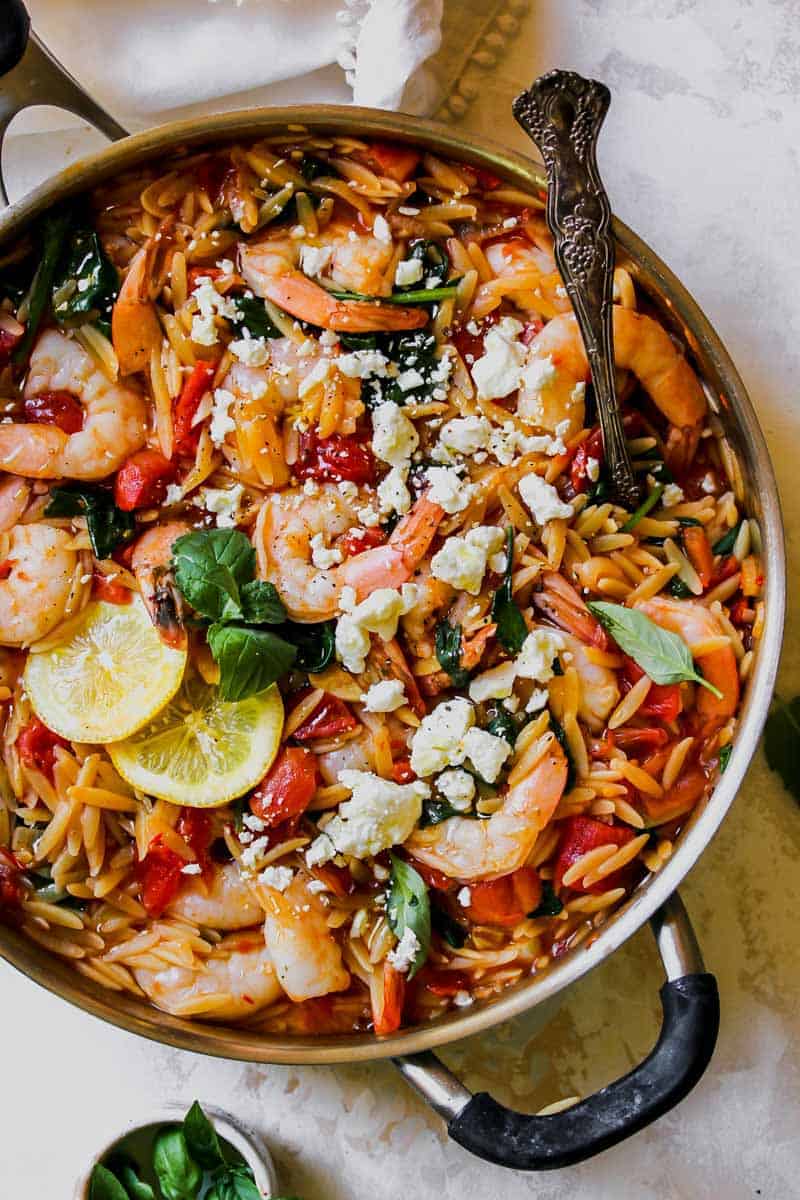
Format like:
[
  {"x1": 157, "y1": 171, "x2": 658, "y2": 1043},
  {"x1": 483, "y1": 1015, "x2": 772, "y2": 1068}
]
[{"x1": 513, "y1": 69, "x2": 639, "y2": 507}]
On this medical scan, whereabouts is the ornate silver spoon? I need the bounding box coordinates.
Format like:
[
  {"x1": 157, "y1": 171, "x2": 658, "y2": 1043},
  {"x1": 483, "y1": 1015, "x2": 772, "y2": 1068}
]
[{"x1": 513, "y1": 69, "x2": 640, "y2": 507}]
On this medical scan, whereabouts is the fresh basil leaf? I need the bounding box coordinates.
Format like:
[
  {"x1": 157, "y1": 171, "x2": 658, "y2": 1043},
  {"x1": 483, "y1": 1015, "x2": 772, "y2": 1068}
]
[
  {"x1": 387, "y1": 854, "x2": 430, "y2": 979},
  {"x1": 172, "y1": 529, "x2": 256, "y2": 622},
  {"x1": 587, "y1": 601, "x2": 723, "y2": 698},
  {"x1": 621, "y1": 482, "x2": 664, "y2": 532},
  {"x1": 152, "y1": 1128, "x2": 201, "y2": 1200},
  {"x1": 230, "y1": 294, "x2": 281, "y2": 340},
  {"x1": 52, "y1": 226, "x2": 118, "y2": 328},
  {"x1": 712, "y1": 523, "x2": 741, "y2": 556},
  {"x1": 208, "y1": 623, "x2": 297, "y2": 701},
  {"x1": 14, "y1": 207, "x2": 74, "y2": 363},
  {"x1": 208, "y1": 1166, "x2": 262, "y2": 1200},
  {"x1": 485, "y1": 708, "x2": 518, "y2": 746},
  {"x1": 114, "y1": 1161, "x2": 156, "y2": 1200},
  {"x1": 434, "y1": 619, "x2": 469, "y2": 688},
  {"x1": 718, "y1": 743, "x2": 732, "y2": 773},
  {"x1": 763, "y1": 695, "x2": 800, "y2": 804},
  {"x1": 183, "y1": 1100, "x2": 224, "y2": 1172},
  {"x1": 530, "y1": 880, "x2": 563, "y2": 917},
  {"x1": 491, "y1": 527, "x2": 527, "y2": 654},
  {"x1": 45, "y1": 484, "x2": 135, "y2": 560},
  {"x1": 240, "y1": 579, "x2": 287, "y2": 625},
  {"x1": 419, "y1": 796, "x2": 462, "y2": 828},
  {"x1": 431, "y1": 902, "x2": 467, "y2": 949},
  {"x1": 282, "y1": 620, "x2": 336, "y2": 673},
  {"x1": 89, "y1": 1164, "x2": 130, "y2": 1200},
  {"x1": 395, "y1": 239, "x2": 449, "y2": 290}
]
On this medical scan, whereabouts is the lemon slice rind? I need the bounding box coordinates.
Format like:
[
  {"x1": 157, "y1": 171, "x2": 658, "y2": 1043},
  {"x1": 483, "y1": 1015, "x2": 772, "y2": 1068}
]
[{"x1": 24, "y1": 596, "x2": 187, "y2": 744}]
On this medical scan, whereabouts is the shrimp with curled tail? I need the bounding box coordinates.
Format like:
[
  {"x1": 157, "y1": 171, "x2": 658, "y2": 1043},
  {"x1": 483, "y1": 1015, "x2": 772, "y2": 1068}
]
[
  {"x1": 0, "y1": 330, "x2": 147, "y2": 480},
  {"x1": 131, "y1": 521, "x2": 188, "y2": 649},
  {"x1": 407, "y1": 732, "x2": 568, "y2": 881},
  {"x1": 0, "y1": 524, "x2": 78, "y2": 646},
  {"x1": 255, "y1": 485, "x2": 443, "y2": 622},
  {"x1": 262, "y1": 872, "x2": 350, "y2": 1002},
  {"x1": 519, "y1": 309, "x2": 707, "y2": 437},
  {"x1": 166, "y1": 860, "x2": 264, "y2": 931}
]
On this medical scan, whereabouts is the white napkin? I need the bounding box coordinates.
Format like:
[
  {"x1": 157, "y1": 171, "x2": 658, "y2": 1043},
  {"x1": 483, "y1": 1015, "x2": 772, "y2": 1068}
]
[{"x1": 24, "y1": 0, "x2": 444, "y2": 128}]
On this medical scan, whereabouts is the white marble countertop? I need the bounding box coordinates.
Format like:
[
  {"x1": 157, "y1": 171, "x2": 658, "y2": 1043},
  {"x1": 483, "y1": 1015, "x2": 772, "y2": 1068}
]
[{"x1": 2, "y1": 2, "x2": 799, "y2": 1196}]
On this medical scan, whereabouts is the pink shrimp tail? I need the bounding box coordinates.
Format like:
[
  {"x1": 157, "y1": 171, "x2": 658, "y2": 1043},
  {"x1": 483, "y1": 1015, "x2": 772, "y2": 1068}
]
[
  {"x1": 263, "y1": 275, "x2": 428, "y2": 333},
  {"x1": 341, "y1": 495, "x2": 444, "y2": 600}
]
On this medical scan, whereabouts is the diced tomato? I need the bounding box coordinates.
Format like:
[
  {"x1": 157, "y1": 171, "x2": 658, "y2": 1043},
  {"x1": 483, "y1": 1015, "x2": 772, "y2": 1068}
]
[
  {"x1": 420, "y1": 967, "x2": 470, "y2": 997},
  {"x1": 391, "y1": 758, "x2": 416, "y2": 785},
  {"x1": 186, "y1": 265, "x2": 224, "y2": 294},
  {"x1": 23, "y1": 390, "x2": 84, "y2": 434},
  {"x1": 708, "y1": 554, "x2": 739, "y2": 591},
  {"x1": 92, "y1": 570, "x2": 132, "y2": 605},
  {"x1": 17, "y1": 718, "x2": 70, "y2": 780},
  {"x1": 641, "y1": 764, "x2": 707, "y2": 826},
  {"x1": 683, "y1": 527, "x2": 714, "y2": 590},
  {"x1": 611, "y1": 725, "x2": 670, "y2": 753},
  {"x1": 569, "y1": 426, "x2": 604, "y2": 494},
  {"x1": 410, "y1": 859, "x2": 457, "y2": 894},
  {"x1": 0, "y1": 323, "x2": 23, "y2": 366},
  {"x1": 176, "y1": 808, "x2": 213, "y2": 876},
  {"x1": 372, "y1": 960, "x2": 406, "y2": 1035},
  {"x1": 250, "y1": 747, "x2": 318, "y2": 827},
  {"x1": 309, "y1": 861, "x2": 355, "y2": 898},
  {"x1": 554, "y1": 816, "x2": 636, "y2": 895},
  {"x1": 114, "y1": 449, "x2": 177, "y2": 512},
  {"x1": 294, "y1": 429, "x2": 376, "y2": 486},
  {"x1": 292, "y1": 693, "x2": 358, "y2": 741},
  {"x1": 195, "y1": 156, "x2": 229, "y2": 204},
  {"x1": 729, "y1": 598, "x2": 753, "y2": 628},
  {"x1": 137, "y1": 836, "x2": 184, "y2": 918},
  {"x1": 465, "y1": 866, "x2": 542, "y2": 928},
  {"x1": 620, "y1": 656, "x2": 683, "y2": 723},
  {"x1": 361, "y1": 141, "x2": 420, "y2": 183},
  {"x1": 173, "y1": 360, "x2": 217, "y2": 456},
  {"x1": 451, "y1": 312, "x2": 500, "y2": 364},
  {"x1": 337, "y1": 526, "x2": 386, "y2": 558},
  {"x1": 0, "y1": 847, "x2": 25, "y2": 917}
]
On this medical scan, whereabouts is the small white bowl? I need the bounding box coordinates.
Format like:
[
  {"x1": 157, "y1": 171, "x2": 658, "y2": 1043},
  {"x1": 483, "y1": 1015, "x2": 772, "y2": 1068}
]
[{"x1": 72, "y1": 1103, "x2": 278, "y2": 1198}]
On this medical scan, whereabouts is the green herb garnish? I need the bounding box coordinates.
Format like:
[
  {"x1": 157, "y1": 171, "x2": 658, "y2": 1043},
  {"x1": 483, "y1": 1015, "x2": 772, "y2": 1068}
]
[
  {"x1": 485, "y1": 708, "x2": 518, "y2": 746},
  {"x1": 491, "y1": 527, "x2": 527, "y2": 654},
  {"x1": 329, "y1": 282, "x2": 459, "y2": 305},
  {"x1": 89, "y1": 1164, "x2": 130, "y2": 1200},
  {"x1": 51, "y1": 226, "x2": 118, "y2": 329},
  {"x1": 396, "y1": 239, "x2": 449, "y2": 291},
  {"x1": 152, "y1": 1128, "x2": 202, "y2": 1200},
  {"x1": 387, "y1": 854, "x2": 431, "y2": 979},
  {"x1": 712, "y1": 523, "x2": 741, "y2": 556},
  {"x1": 45, "y1": 484, "x2": 135, "y2": 560},
  {"x1": 718, "y1": 743, "x2": 733, "y2": 773},
  {"x1": 14, "y1": 207, "x2": 74, "y2": 362},
  {"x1": 419, "y1": 796, "x2": 463, "y2": 827},
  {"x1": 587, "y1": 601, "x2": 722, "y2": 697},
  {"x1": 281, "y1": 620, "x2": 336, "y2": 674},
  {"x1": 230, "y1": 294, "x2": 281, "y2": 340},
  {"x1": 530, "y1": 880, "x2": 564, "y2": 917},
  {"x1": 434, "y1": 618, "x2": 469, "y2": 688},
  {"x1": 621, "y1": 482, "x2": 665, "y2": 532},
  {"x1": 668, "y1": 576, "x2": 693, "y2": 599}
]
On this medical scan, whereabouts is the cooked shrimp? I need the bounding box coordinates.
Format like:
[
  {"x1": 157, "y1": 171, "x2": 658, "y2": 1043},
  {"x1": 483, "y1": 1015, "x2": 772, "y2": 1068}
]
[
  {"x1": 317, "y1": 729, "x2": 376, "y2": 785},
  {"x1": 407, "y1": 731, "x2": 568, "y2": 880},
  {"x1": 0, "y1": 523, "x2": 78, "y2": 646},
  {"x1": 256, "y1": 487, "x2": 443, "y2": 621},
  {"x1": 112, "y1": 233, "x2": 173, "y2": 375},
  {"x1": 131, "y1": 521, "x2": 188, "y2": 649},
  {"x1": 166, "y1": 861, "x2": 263, "y2": 931},
  {"x1": 534, "y1": 570, "x2": 607, "y2": 648},
  {"x1": 559, "y1": 632, "x2": 619, "y2": 731},
  {"x1": 636, "y1": 596, "x2": 739, "y2": 729},
  {"x1": 0, "y1": 330, "x2": 147, "y2": 481},
  {"x1": 0, "y1": 477, "x2": 30, "y2": 532},
  {"x1": 485, "y1": 238, "x2": 572, "y2": 315},
  {"x1": 239, "y1": 232, "x2": 427, "y2": 332},
  {"x1": 134, "y1": 930, "x2": 282, "y2": 1020},
  {"x1": 400, "y1": 564, "x2": 454, "y2": 658},
  {"x1": 262, "y1": 872, "x2": 350, "y2": 1001},
  {"x1": 520, "y1": 309, "x2": 707, "y2": 435}
]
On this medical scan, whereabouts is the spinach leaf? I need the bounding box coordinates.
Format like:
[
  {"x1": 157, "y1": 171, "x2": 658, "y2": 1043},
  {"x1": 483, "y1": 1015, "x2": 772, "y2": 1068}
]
[
  {"x1": 208, "y1": 623, "x2": 297, "y2": 701},
  {"x1": 283, "y1": 620, "x2": 335, "y2": 673},
  {"x1": 89, "y1": 1164, "x2": 130, "y2": 1200},
  {"x1": 396, "y1": 240, "x2": 449, "y2": 290},
  {"x1": 230, "y1": 294, "x2": 281, "y2": 340},
  {"x1": 330, "y1": 282, "x2": 458, "y2": 306},
  {"x1": 712, "y1": 522, "x2": 741, "y2": 556},
  {"x1": 386, "y1": 854, "x2": 430, "y2": 979},
  {"x1": 668, "y1": 577, "x2": 693, "y2": 599},
  {"x1": 621, "y1": 482, "x2": 664, "y2": 532},
  {"x1": 434, "y1": 619, "x2": 469, "y2": 688},
  {"x1": 587, "y1": 601, "x2": 723, "y2": 697},
  {"x1": 549, "y1": 716, "x2": 575, "y2": 792},
  {"x1": 367, "y1": 330, "x2": 443, "y2": 408},
  {"x1": 172, "y1": 529, "x2": 256, "y2": 622},
  {"x1": 431, "y1": 902, "x2": 467, "y2": 949},
  {"x1": 240, "y1": 579, "x2": 287, "y2": 625},
  {"x1": 45, "y1": 484, "x2": 135, "y2": 560},
  {"x1": 530, "y1": 880, "x2": 563, "y2": 917},
  {"x1": 207, "y1": 1167, "x2": 261, "y2": 1200},
  {"x1": 14, "y1": 207, "x2": 74, "y2": 363},
  {"x1": 152, "y1": 1128, "x2": 201, "y2": 1200},
  {"x1": 763, "y1": 694, "x2": 800, "y2": 803},
  {"x1": 419, "y1": 796, "x2": 462, "y2": 828},
  {"x1": 183, "y1": 1101, "x2": 224, "y2": 1172},
  {"x1": 718, "y1": 743, "x2": 732, "y2": 773},
  {"x1": 52, "y1": 226, "x2": 118, "y2": 328},
  {"x1": 338, "y1": 332, "x2": 378, "y2": 352},
  {"x1": 491, "y1": 527, "x2": 527, "y2": 654},
  {"x1": 485, "y1": 708, "x2": 518, "y2": 746}
]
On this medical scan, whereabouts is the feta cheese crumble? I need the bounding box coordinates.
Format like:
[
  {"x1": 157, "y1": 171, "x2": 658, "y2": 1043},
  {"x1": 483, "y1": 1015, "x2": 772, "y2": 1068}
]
[
  {"x1": 470, "y1": 317, "x2": 526, "y2": 399},
  {"x1": 518, "y1": 472, "x2": 573, "y2": 525},
  {"x1": 377, "y1": 465, "x2": 412, "y2": 518},
  {"x1": 437, "y1": 768, "x2": 475, "y2": 809},
  {"x1": 335, "y1": 584, "x2": 418, "y2": 674},
  {"x1": 462, "y1": 727, "x2": 511, "y2": 783},
  {"x1": 299, "y1": 244, "x2": 333, "y2": 278},
  {"x1": 388, "y1": 926, "x2": 420, "y2": 974},
  {"x1": 310, "y1": 533, "x2": 343, "y2": 569},
  {"x1": 457, "y1": 886, "x2": 472, "y2": 907},
  {"x1": 516, "y1": 628, "x2": 565, "y2": 684},
  {"x1": 411, "y1": 698, "x2": 476, "y2": 777},
  {"x1": 395, "y1": 257, "x2": 424, "y2": 287},
  {"x1": 259, "y1": 865, "x2": 294, "y2": 892},
  {"x1": 468, "y1": 660, "x2": 518, "y2": 703},
  {"x1": 361, "y1": 679, "x2": 407, "y2": 713},
  {"x1": 372, "y1": 214, "x2": 392, "y2": 244},
  {"x1": 201, "y1": 484, "x2": 244, "y2": 528},
  {"x1": 209, "y1": 388, "x2": 236, "y2": 447},
  {"x1": 371, "y1": 402, "x2": 419, "y2": 466},
  {"x1": 430, "y1": 525, "x2": 505, "y2": 595},
  {"x1": 306, "y1": 770, "x2": 428, "y2": 865},
  {"x1": 424, "y1": 466, "x2": 476, "y2": 514}
]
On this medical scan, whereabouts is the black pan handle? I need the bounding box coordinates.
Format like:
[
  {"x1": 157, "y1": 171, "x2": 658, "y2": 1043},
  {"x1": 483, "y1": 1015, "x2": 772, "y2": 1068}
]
[
  {"x1": 394, "y1": 892, "x2": 720, "y2": 1170},
  {"x1": 0, "y1": 0, "x2": 127, "y2": 204}
]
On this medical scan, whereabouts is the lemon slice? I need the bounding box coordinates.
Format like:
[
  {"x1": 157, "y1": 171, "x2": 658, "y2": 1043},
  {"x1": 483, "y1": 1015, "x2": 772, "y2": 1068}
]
[
  {"x1": 24, "y1": 596, "x2": 187, "y2": 744},
  {"x1": 108, "y1": 669, "x2": 284, "y2": 807}
]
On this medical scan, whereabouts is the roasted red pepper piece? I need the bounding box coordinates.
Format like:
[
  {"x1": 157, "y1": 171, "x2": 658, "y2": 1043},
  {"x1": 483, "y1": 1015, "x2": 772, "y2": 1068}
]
[
  {"x1": 176, "y1": 808, "x2": 214, "y2": 876},
  {"x1": 17, "y1": 718, "x2": 70, "y2": 780},
  {"x1": 173, "y1": 360, "x2": 217, "y2": 456},
  {"x1": 610, "y1": 725, "x2": 670, "y2": 753},
  {"x1": 195, "y1": 157, "x2": 229, "y2": 204},
  {"x1": 23, "y1": 389, "x2": 84, "y2": 434},
  {"x1": 569, "y1": 426, "x2": 604, "y2": 494},
  {"x1": 465, "y1": 866, "x2": 543, "y2": 927},
  {"x1": 361, "y1": 141, "x2": 420, "y2": 182},
  {"x1": 292, "y1": 694, "x2": 358, "y2": 741},
  {"x1": 641, "y1": 764, "x2": 707, "y2": 826},
  {"x1": 391, "y1": 758, "x2": 416, "y2": 785},
  {"x1": 137, "y1": 836, "x2": 184, "y2": 918},
  {"x1": 554, "y1": 816, "x2": 636, "y2": 895},
  {"x1": 682, "y1": 527, "x2": 714, "y2": 590},
  {"x1": 0, "y1": 847, "x2": 26, "y2": 918},
  {"x1": 250, "y1": 747, "x2": 318, "y2": 827},
  {"x1": 114, "y1": 449, "x2": 177, "y2": 512},
  {"x1": 337, "y1": 526, "x2": 386, "y2": 558},
  {"x1": 621, "y1": 656, "x2": 683, "y2": 722},
  {"x1": 372, "y1": 960, "x2": 406, "y2": 1034},
  {"x1": 92, "y1": 570, "x2": 132, "y2": 605},
  {"x1": 451, "y1": 312, "x2": 500, "y2": 364},
  {"x1": 294, "y1": 429, "x2": 376, "y2": 486}
]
